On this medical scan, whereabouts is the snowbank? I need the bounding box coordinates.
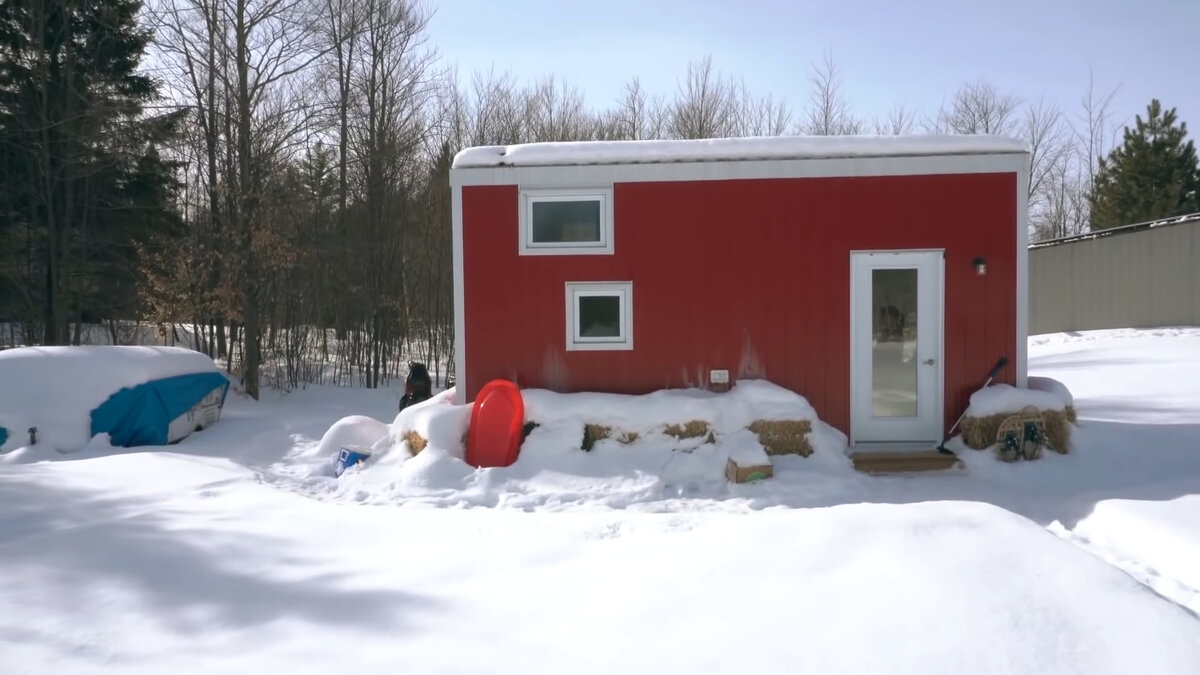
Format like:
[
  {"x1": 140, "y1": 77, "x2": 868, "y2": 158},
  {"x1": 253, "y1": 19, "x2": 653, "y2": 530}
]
[
  {"x1": 453, "y1": 134, "x2": 1028, "y2": 168},
  {"x1": 1070, "y1": 495, "x2": 1200, "y2": 600},
  {"x1": 376, "y1": 388, "x2": 471, "y2": 460},
  {"x1": 964, "y1": 383, "x2": 1067, "y2": 418},
  {"x1": 314, "y1": 415, "x2": 390, "y2": 458},
  {"x1": 0, "y1": 346, "x2": 222, "y2": 454},
  {"x1": 522, "y1": 379, "x2": 819, "y2": 432},
  {"x1": 325, "y1": 380, "x2": 848, "y2": 506},
  {"x1": 6, "y1": 465, "x2": 1200, "y2": 675}
]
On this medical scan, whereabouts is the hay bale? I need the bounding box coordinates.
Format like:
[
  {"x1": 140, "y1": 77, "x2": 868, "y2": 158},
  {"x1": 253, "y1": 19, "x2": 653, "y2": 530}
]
[
  {"x1": 664, "y1": 420, "x2": 711, "y2": 440},
  {"x1": 961, "y1": 409, "x2": 1071, "y2": 453},
  {"x1": 1042, "y1": 411, "x2": 1071, "y2": 454},
  {"x1": 581, "y1": 423, "x2": 611, "y2": 451},
  {"x1": 405, "y1": 430, "x2": 428, "y2": 455},
  {"x1": 747, "y1": 419, "x2": 814, "y2": 457}
]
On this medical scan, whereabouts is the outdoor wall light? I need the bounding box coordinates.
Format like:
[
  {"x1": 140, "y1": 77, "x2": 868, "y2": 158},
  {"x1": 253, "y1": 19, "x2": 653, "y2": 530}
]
[{"x1": 973, "y1": 256, "x2": 987, "y2": 275}]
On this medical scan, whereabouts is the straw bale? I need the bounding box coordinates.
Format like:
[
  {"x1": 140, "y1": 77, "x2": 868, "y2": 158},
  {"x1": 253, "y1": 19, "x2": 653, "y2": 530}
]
[
  {"x1": 405, "y1": 430, "x2": 428, "y2": 455},
  {"x1": 747, "y1": 419, "x2": 814, "y2": 457},
  {"x1": 961, "y1": 409, "x2": 1071, "y2": 453},
  {"x1": 581, "y1": 424, "x2": 611, "y2": 451},
  {"x1": 664, "y1": 420, "x2": 712, "y2": 440}
]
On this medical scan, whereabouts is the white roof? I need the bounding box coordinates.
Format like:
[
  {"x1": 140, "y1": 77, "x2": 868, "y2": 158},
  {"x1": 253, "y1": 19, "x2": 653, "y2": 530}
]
[{"x1": 452, "y1": 134, "x2": 1028, "y2": 169}]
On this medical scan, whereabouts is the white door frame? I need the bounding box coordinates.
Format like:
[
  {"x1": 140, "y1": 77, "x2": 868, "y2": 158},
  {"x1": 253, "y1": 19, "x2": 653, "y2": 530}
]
[{"x1": 849, "y1": 249, "x2": 945, "y2": 445}]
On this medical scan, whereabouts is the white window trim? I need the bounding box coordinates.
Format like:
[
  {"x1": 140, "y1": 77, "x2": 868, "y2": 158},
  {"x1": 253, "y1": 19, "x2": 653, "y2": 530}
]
[
  {"x1": 520, "y1": 187, "x2": 614, "y2": 255},
  {"x1": 565, "y1": 281, "x2": 633, "y2": 351}
]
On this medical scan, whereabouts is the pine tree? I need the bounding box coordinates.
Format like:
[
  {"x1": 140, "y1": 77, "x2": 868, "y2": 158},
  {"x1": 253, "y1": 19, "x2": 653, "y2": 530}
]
[
  {"x1": 1090, "y1": 99, "x2": 1200, "y2": 230},
  {"x1": 0, "y1": 0, "x2": 180, "y2": 344}
]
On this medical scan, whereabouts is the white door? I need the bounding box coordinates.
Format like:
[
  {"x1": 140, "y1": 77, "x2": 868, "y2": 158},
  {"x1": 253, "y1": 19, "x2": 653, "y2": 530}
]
[{"x1": 850, "y1": 250, "x2": 944, "y2": 444}]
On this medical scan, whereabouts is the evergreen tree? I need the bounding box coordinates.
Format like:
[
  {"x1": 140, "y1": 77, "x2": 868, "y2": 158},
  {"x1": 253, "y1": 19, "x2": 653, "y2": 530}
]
[
  {"x1": 0, "y1": 0, "x2": 181, "y2": 344},
  {"x1": 1090, "y1": 99, "x2": 1200, "y2": 229}
]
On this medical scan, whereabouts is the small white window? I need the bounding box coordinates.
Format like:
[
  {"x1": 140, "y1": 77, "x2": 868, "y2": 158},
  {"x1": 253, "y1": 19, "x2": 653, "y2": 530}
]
[
  {"x1": 565, "y1": 281, "x2": 633, "y2": 351},
  {"x1": 520, "y1": 188, "x2": 614, "y2": 255}
]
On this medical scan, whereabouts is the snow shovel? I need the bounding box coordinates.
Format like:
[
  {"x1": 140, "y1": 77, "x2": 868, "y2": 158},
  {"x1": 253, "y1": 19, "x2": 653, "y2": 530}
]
[{"x1": 936, "y1": 356, "x2": 1009, "y2": 455}]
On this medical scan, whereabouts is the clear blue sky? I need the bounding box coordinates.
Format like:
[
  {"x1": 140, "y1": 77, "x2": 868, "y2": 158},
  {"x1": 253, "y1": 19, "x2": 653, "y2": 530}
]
[{"x1": 425, "y1": 0, "x2": 1199, "y2": 136}]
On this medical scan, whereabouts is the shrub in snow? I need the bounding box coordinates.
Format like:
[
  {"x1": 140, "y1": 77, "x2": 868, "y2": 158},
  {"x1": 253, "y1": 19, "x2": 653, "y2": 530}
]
[{"x1": 960, "y1": 384, "x2": 1074, "y2": 454}]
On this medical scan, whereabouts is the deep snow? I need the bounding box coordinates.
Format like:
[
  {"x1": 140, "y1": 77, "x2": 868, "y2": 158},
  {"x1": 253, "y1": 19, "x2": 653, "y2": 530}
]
[{"x1": 2, "y1": 327, "x2": 1199, "y2": 673}]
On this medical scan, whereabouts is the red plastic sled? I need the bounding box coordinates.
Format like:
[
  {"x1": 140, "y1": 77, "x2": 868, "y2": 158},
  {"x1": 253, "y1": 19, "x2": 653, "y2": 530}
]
[{"x1": 465, "y1": 380, "x2": 525, "y2": 468}]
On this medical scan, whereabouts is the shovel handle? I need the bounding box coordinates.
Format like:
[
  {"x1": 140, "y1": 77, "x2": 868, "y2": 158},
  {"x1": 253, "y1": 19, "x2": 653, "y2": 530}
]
[{"x1": 987, "y1": 356, "x2": 1009, "y2": 381}]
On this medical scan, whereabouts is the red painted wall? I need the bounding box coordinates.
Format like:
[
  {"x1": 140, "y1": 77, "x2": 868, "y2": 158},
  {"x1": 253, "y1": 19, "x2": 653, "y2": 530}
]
[{"x1": 461, "y1": 172, "x2": 1018, "y2": 436}]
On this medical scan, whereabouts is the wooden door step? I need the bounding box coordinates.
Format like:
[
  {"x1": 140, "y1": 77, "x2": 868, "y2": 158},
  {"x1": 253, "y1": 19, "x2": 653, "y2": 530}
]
[{"x1": 851, "y1": 450, "x2": 962, "y2": 474}]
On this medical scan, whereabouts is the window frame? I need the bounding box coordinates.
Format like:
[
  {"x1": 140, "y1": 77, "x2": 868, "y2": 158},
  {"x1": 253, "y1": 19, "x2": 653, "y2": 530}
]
[
  {"x1": 564, "y1": 281, "x2": 633, "y2": 351},
  {"x1": 519, "y1": 187, "x2": 614, "y2": 255}
]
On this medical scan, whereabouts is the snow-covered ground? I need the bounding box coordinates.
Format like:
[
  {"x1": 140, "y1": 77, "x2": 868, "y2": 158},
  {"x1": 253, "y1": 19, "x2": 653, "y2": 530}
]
[{"x1": 2, "y1": 328, "x2": 1199, "y2": 673}]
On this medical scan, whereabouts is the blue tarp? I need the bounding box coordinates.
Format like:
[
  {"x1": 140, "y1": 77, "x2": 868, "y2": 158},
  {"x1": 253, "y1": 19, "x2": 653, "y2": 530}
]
[{"x1": 90, "y1": 372, "x2": 230, "y2": 448}]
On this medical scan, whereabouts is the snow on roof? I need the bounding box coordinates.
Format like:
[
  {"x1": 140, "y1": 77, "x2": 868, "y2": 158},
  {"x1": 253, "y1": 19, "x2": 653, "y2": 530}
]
[{"x1": 452, "y1": 134, "x2": 1029, "y2": 169}]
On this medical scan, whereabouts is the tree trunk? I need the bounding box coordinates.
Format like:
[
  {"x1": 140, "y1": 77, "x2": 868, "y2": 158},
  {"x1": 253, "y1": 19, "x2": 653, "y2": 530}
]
[
  {"x1": 205, "y1": 0, "x2": 225, "y2": 360},
  {"x1": 235, "y1": 0, "x2": 259, "y2": 399},
  {"x1": 215, "y1": 318, "x2": 227, "y2": 359}
]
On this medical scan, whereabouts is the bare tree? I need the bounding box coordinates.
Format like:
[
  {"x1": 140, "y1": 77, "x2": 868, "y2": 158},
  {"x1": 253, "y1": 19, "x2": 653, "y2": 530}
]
[
  {"x1": 430, "y1": 64, "x2": 470, "y2": 150},
  {"x1": 316, "y1": 0, "x2": 361, "y2": 229},
  {"x1": 872, "y1": 102, "x2": 918, "y2": 135},
  {"x1": 737, "y1": 83, "x2": 792, "y2": 137},
  {"x1": 1033, "y1": 154, "x2": 1086, "y2": 241},
  {"x1": 223, "y1": 0, "x2": 324, "y2": 397},
  {"x1": 800, "y1": 49, "x2": 861, "y2": 135},
  {"x1": 149, "y1": 0, "x2": 227, "y2": 355},
  {"x1": 668, "y1": 56, "x2": 739, "y2": 139},
  {"x1": 606, "y1": 77, "x2": 667, "y2": 141},
  {"x1": 341, "y1": 0, "x2": 439, "y2": 386},
  {"x1": 1024, "y1": 98, "x2": 1071, "y2": 202},
  {"x1": 463, "y1": 67, "x2": 526, "y2": 145},
  {"x1": 929, "y1": 79, "x2": 1020, "y2": 135},
  {"x1": 524, "y1": 75, "x2": 594, "y2": 141},
  {"x1": 1023, "y1": 99, "x2": 1080, "y2": 240},
  {"x1": 1073, "y1": 70, "x2": 1121, "y2": 202}
]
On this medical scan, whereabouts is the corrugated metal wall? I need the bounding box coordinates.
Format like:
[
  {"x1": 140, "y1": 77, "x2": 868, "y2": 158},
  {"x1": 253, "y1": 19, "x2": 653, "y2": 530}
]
[
  {"x1": 461, "y1": 172, "x2": 1019, "y2": 437},
  {"x1": 1029, "y1": 217, "x2": 1200, "y2": 334}
]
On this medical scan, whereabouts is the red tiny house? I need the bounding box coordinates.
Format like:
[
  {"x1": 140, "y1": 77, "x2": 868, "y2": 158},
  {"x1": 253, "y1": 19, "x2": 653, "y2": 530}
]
[{"x1": 453, "y1": 137, "x2": 1029, "y2": 446}]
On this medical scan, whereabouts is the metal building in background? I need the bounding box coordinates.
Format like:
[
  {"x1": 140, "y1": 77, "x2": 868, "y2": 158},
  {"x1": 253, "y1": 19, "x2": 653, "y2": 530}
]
[{"x1": 1029, "y1": 213, "x2": 1200, "y2": 335}]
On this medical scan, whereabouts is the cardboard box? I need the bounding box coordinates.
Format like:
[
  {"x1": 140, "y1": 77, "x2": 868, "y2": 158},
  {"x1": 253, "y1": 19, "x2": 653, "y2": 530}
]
[{"x1": 725, "y1": 457, "x2": 774, "y2": 483}]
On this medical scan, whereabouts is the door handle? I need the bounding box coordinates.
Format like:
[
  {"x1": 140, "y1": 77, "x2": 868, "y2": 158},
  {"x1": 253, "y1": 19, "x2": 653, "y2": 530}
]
[{"x1": 923, "y1": 358, "x2": 936, "y2": 365}]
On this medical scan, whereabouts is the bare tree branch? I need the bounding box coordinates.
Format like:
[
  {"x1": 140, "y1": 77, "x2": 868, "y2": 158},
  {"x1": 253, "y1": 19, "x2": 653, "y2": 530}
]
[
  {"x1": 800, "y1": 49, "x2": 861, "y2": 135},
  {"x1": 872, "y1": 102, "x2": 917, "y2": 135}
]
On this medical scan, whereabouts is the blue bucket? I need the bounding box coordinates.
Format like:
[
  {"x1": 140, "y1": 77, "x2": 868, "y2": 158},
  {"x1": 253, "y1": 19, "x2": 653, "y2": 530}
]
[{"x1": 334, "y1": 447, "x2": 372, "y2": 477}]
